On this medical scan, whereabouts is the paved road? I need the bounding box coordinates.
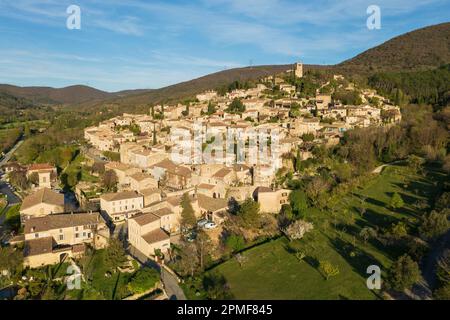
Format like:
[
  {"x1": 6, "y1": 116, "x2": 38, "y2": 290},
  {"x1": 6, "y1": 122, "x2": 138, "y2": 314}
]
[
  {"x1": 129, "y1": 244, "x2": 186, "y2": 300},
  {"x1": 0, "y1": 139, "x2": 23, "y2": 167},
  {"x1": 415, "y1": 230, "x2": 450, "y2": 299},
  {"x1": 161, "y1": 268, "x2": 187, "y2": 300},
  {"x1": 0, "y1": 181, "x2": 21, "y2": 205}
]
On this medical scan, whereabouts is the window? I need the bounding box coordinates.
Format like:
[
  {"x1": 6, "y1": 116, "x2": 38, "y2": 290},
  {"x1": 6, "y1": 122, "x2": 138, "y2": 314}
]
[
  {"x1": 59, "y1": 234, "x2": 64, "y2": 241},
  {"x1": 88, "y1": 233, "x2": 92, "y2": 238},
  {"x1": 75, "y1": 233, "x2": 79, "y2": 238},
  {"x1": 35, "y1": 233, "x2": 39, "y2": 238},
  {"x1": 75, "y1": 227, "x2": 79, "y2": 231},
  {"x1": 59, "y1": 229, "x2": 63, "y2": 233},
  {"x1": 83, "y1": 232, "x2": 86, "y2": 237}
]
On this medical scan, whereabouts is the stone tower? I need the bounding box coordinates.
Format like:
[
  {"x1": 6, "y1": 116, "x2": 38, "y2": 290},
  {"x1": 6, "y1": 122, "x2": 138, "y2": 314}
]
[{"x1": 294, "y1": 62, "x2": 303, "y2": 78}]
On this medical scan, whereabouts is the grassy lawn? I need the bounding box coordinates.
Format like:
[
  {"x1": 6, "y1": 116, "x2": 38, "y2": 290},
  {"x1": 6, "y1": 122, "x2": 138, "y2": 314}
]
[
  {"x1": 211, "y1": 163, "x2": 447, "y2": 300},
  {"x1": 4, "y1": 204, "x2": 21, "y2": 232},
  {"x1": 81, "y1": 249, "x2": 133, "y2": 300}
]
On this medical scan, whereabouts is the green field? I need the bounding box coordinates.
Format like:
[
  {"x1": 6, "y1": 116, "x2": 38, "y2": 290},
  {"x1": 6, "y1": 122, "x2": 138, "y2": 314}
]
[{"x1": 211, "y1": 163, "x2": 447, "y2": 299}]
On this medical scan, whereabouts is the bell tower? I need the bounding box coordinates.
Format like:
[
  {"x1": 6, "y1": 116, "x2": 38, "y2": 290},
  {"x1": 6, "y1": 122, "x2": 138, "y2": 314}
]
[{"x1": 294, "y1": 62, "x2": 303, "y2": 78}]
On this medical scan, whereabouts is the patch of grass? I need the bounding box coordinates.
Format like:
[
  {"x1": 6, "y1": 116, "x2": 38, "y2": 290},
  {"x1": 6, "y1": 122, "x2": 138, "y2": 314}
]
[
  {"x1": 4, "y1": 204, "x2": 21, "y2": 232},
  {"x1": 211, "y1": 163, "x2": 446, "y2": 299},
  {"x1": 85, "y1": 250, "x2": 133, "y2": 300}
]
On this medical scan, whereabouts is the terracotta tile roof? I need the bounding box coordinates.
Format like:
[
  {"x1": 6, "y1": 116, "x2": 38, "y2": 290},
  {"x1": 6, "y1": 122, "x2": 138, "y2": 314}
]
[
  {"x1": 130, "y1": 212, "x2": 160, "y2": 226},
  {"x1": 165, "y1": 195, "x2": 183, "y2": 207},
  {"x1": 130, "y1": 173, "x2": 154, "y2": 182},
  {"x1": 142, "y1": 228, "x2": 170, "y2": 244},
  {"x1": 197, "y1": 183, "x2": 216, "y2": 190},
  {"x1": 20, "y1": 188, "x2": 64, "y2": 211},
  {"x1": 27, "y1": 163, "x2": 55, "y2": 171},
  {"x1": 24, "y1": 236, "x2": 54, "y2": 257},
  {"x1": 140, "y1": 188, "x2": 160, "y2": 196},
  {"x1": 24, "y1": 212, "x2": 104, "y2": 234},
  {"x1": 152, "y1": 207, "x2": 173, "y2": 217},
  {"x1": 197, "y1": 194, "x2": 228, "y2": 213},
  {"x1": 213, "y1": 168, "x2": 233, "y2": 179},
  {"x1": 100, "y1": 190, "x2": 142, "y2": 202},
  {"x1": 152, "y1": 159, "x2": 192, "y2": 178}
]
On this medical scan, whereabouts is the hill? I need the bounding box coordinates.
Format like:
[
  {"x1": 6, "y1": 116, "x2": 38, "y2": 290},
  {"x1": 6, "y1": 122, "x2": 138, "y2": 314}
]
[
  {"x1": 1, "y1": 22, "x2": 449, "y2": 107},
  {"x1": 107, "y1": 64, "x2": 299, "y2": 106},
  {"x1": 336, "y1": 22, "x2": 450, "y2": 74},
  {"x1": 0, "y1": 84, "x2": 114, "y2": 105}
]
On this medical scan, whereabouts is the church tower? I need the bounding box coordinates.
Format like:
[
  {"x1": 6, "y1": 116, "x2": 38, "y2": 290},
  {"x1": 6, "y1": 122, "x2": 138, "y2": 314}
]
[{"x1": 294, "y1": 62, "x2": 303, "y2": 78}]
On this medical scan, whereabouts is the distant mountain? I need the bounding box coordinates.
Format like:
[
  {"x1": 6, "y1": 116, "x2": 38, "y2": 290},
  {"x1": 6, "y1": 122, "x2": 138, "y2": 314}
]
[
  {"x1": 0, "y1": 84, "x2": 114, "y2": 105},
  {"x1": 336, "y1": 22, "x2": 450, "y2": 74},
  {"x1": 1, "y1": 22, "x2": 449, "y2": 107}
]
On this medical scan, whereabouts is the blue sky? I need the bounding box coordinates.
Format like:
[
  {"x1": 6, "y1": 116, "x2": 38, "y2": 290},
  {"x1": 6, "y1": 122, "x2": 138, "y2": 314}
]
[{"x1": 0, "y1": 0, "x2": 448, "y2": 92}]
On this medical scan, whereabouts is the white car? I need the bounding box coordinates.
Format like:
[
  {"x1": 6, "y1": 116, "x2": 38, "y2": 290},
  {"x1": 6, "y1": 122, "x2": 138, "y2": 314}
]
[
  {"x1": 197, "y1": 219, "x2": 209, "y2": 228},
  {"x1": 204, "y1": 222, "x2": 217, "y2": 230}
]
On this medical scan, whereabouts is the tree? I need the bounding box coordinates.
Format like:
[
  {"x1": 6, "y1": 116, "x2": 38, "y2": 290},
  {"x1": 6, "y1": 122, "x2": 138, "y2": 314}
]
[
  {"x1": 226, "y1": 98, "x2": 245, "y2": 114},
  {"x1": 289, "y1": 190, "x2": 308, "y2": 217},
  {"x1": 28, "y1": 172, "x2": 39, "y2": 186},
  {"x1": 389, "y1": 222, "x2": 408, "y2": 239},
  {"x1": 181, "y1": 193, "x2": 196, "y2": 231},
  {"x1": 237, "y1": 198, "x2": 260, "y2": 228},
  {"x1": 419, "y1": 211, "x2": 449, "y2": 240},
  {"x1": 202, "y1": 272, "x2": 233, "y2": 299},
  {"x1": 224, "y1": 234, "x2": 245, "y2": 253},
  {"x1": 279, "y1": 204, "x2": 294, "y2": 220},
  {"x1": 359, "y1": 227, "x2": 377, "y2": 244},
  {"x1": 301, "y1": 133, "x2": 314, "y2": 142},
  {"x1": 436, "y1": 250, "x2": 450, "y2": 285},
  {"x1": 435, "y1": 192, "x2": 450, "y2": 211},
  {"x1": 0, "y1": 246, "x2": 23, "y2": 279},
  {"x1": 105, "y1": 238, "x2": 127, "y2": 271},
  {"x1": 407, "y1": 155, "x2": 424, "y2": 174},
  {"x1": 127, "y1": 267, "x2": 160, "y2": 294},
  {"x1": 207, "y1": 101, "x2": 216, "y2": 115},
  {"x1": 389, "y1": 192, "x2": 404, "y2": 210},
  {"x1": 442, "y1": 154, "x2": 450, "y2": 174},
  {"x1": 9, "y1": 170, "x2": 29, "y2": 190},
  {"x1": 306, "y1": 177, "x2": 330, "y2": 209},
  {"x1": 91, "y1": 162, "x2": 105, "y2": 175},
  {"x1": 319, "y1": 260, "x2": 340, "y2": 280},
  {"x1": 196, "y1": 230, "x2": 212, "y2": 271},
  {"x1": 434, "y1": 283, "x2": 450, "y2": 300},
  {"x1": 388, "y1": 254, "x2": 420, "y2": 291},
  {"x1": 284, "y1": 220, "x2": 314, "y2": 241},
  {"x1": 102, "y1": 170, "x2": 118, "y2": 191},
  {"x1": 152, "y1": 127, "x2": 157, "y2": 145},
  {"x1": 177, "y1": 243, "x2": 200, "y2": 277}
]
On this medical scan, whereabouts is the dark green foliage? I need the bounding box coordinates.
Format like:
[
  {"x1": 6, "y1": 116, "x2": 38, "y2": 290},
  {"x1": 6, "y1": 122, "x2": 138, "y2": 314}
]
[
  {"x1": 202, "y1": 272, "x2": 233, "y2": 300},
  {"x1": 225, "y1": 234, "x2": 246, "y2": 253},
  {"x1": 105, "y1": 238, "x2": 127, "y2": 271},
  {"x1": 226, "y1": 98, "x2": 245, "y2": 114},
  {"x1": 388, "y1": 254, "x2": 421, "y2": 291},
  {"x1": 237, "y1": 198, "x2": 260, "y2": 228},
  {"x1": 368, "y1": 64, "x2": 450, "y2": 108},
  {"x1": 181, "y1": 193, "x2": 196, "y2": 229},
  {"x1": 127, "y1": 267, "x2": 160, "y2": 294}
]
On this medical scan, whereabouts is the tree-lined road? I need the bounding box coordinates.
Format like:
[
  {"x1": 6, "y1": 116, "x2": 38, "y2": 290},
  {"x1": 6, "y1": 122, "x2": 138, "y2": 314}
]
[{"x1": 0, "y1": 139, "x2": 23, "y2": 167}]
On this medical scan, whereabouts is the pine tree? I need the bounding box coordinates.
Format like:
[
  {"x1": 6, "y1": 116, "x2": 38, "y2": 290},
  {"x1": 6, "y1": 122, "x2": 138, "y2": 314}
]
[{"x1": 181, "y1": 193, "x2": 196, "y2": 230}]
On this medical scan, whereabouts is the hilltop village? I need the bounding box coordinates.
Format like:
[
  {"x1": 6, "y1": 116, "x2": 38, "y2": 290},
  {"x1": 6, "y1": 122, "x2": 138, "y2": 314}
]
[{"x1": 2, "y1": 63, "x2": 402, "y2": 269}]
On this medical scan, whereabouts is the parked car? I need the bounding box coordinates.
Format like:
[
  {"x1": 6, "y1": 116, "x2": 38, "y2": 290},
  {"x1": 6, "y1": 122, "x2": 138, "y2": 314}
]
[
  {"x1": 197, "y1": 219, "x2": 209, "y2": 228},
  {"x1": 204, "y1": 222, "x2": 217, "y2": 230},
  {"x1": 185, "y1": 231, "x2": 197, "y2": 242}
]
